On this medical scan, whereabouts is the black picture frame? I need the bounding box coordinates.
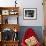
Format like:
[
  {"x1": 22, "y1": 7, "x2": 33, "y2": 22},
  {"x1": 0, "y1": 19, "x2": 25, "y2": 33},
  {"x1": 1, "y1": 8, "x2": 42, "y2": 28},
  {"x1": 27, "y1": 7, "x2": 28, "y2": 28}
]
[{"x1": 23, "y1": 8, "x2": 37, "y2": 20}]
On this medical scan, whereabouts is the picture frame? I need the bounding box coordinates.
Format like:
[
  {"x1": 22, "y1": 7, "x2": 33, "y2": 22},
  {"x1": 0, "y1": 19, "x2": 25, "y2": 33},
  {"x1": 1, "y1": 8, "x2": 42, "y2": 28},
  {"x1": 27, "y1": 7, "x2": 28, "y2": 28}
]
[
  {"x1": 23, "y1": 8, "x2": 37, "y2": 20},
  {"x1": 2, "y1": 10, "x2": 9, "y2": 15}
]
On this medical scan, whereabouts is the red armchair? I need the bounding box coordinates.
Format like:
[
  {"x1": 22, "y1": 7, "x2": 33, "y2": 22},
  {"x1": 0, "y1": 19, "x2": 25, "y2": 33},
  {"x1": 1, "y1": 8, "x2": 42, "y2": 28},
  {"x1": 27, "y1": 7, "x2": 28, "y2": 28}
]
[{"x1": 21, "y1": 28, "x2": 41, "y2": 46}]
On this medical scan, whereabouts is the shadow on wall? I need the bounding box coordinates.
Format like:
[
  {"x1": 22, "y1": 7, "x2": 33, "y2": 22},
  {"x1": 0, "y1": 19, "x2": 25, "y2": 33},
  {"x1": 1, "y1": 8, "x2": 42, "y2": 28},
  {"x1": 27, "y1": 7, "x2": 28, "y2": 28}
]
[{"x1": 18, "y1": 26, "x2": 43, "y2": 44}]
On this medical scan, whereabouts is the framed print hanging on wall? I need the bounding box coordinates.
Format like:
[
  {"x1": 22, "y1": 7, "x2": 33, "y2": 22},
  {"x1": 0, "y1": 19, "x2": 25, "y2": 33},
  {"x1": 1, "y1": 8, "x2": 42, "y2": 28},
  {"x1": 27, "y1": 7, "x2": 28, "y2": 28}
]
[{"x1": 23, "y1": 8, "x2": 37, "y2": 20}]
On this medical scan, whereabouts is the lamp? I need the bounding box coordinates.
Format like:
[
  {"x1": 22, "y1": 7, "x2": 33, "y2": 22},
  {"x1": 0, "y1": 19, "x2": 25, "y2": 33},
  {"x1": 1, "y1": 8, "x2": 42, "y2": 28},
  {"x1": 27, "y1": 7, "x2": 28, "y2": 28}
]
[
  {"x1": 15, "y1": 0, "x2": 17, "y2": 7},
  {"x1": 14, "y1": 28, "x2": 17, "y2": 32}
]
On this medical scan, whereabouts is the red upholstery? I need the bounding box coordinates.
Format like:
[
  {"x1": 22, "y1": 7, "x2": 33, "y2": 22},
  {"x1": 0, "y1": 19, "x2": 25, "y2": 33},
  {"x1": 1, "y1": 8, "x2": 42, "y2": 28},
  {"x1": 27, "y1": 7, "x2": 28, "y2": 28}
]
[{"x1": 21, "y1": 28, "x2": 41, "y2": 46}]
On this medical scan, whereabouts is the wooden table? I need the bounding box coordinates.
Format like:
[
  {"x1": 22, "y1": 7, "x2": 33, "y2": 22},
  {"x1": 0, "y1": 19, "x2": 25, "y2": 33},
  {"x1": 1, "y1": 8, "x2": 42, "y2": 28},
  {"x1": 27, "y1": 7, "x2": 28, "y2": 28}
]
[{"x1": 0, "y1": 40, "x2": 19, "y2": 46}]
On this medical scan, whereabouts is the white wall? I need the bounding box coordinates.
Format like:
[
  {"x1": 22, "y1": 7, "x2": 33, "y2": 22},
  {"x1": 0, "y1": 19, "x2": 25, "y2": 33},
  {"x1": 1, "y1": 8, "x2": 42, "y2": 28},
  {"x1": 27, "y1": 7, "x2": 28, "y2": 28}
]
[
  {"x1": 17, "y1": 0, "x2": 44, "y2": 26},
  {"x1": 0, "y1": 0, "x2": 15, "y2": 7},
  {"x1": 0, "y1": 0, "x2": 44, "y2": 26}
]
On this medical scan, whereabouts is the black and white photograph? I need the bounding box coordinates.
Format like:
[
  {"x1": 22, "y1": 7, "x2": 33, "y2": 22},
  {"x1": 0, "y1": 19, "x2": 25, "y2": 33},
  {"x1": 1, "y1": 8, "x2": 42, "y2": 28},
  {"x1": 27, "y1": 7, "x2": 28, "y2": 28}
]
[{"x1": 23, "y1": 8, "x2": 37, "y2": 20}]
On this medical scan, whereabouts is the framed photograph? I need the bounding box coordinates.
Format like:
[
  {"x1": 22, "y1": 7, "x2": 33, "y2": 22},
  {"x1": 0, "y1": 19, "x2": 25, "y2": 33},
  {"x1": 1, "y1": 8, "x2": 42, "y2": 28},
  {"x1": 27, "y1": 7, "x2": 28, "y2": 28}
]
[
  {"x1": 23, "y1": 8, "x2": 37, "y2": 20},
  {"x1": 2, "y1": 10, "x2": 9, "y2": 15}
]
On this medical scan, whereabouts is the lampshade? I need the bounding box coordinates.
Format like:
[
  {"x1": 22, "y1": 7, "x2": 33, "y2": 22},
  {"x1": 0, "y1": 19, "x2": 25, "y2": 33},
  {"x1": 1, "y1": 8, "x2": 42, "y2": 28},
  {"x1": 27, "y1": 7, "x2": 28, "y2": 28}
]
[{"x1": 14, "y1": 28, "x2": 17, "y2": 32}]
